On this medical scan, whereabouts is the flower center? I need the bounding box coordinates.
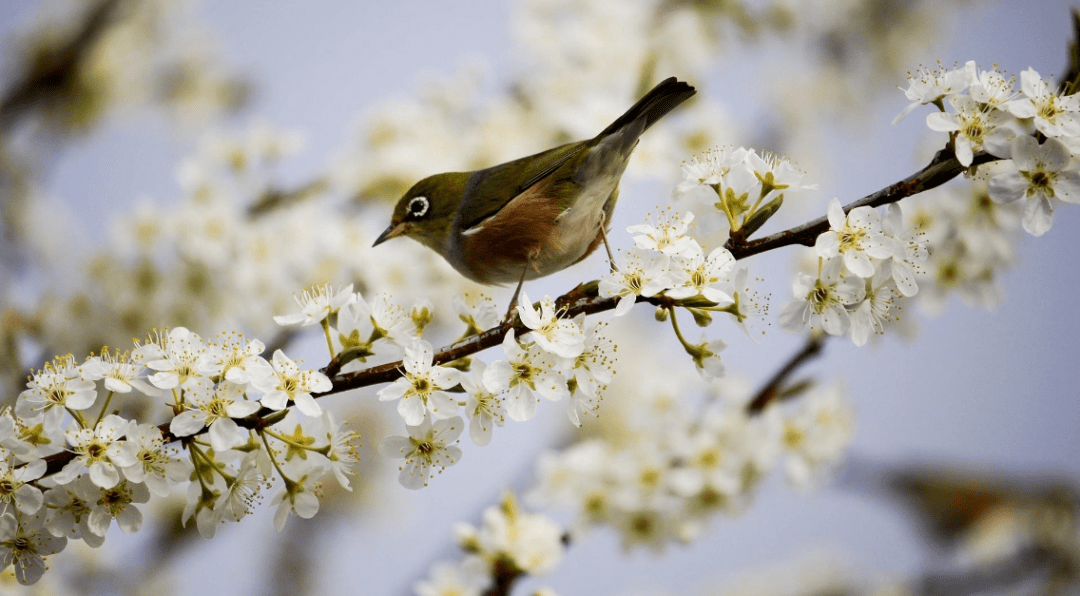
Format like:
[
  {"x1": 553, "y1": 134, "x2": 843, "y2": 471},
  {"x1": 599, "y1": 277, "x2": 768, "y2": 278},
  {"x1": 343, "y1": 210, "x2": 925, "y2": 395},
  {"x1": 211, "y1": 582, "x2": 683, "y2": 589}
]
[
  {"x1": 1027, "y1": 170, "x2": 1054, "y2": 198},
  {"x1": 783, "y1": 424, "x2": 805, "y2": 448},
  {"x1": 11, "y1": 536, "x2": 32, "y2": 555},
  {"x1": 837, "y1": 228, "x2": 865, "y2": 252},
  {"x1": 962, "y1": 116, "x2": 985, "y2": 142},
  {"x1": 809, "y1": 285, "x2": 833, "y2": 314},
  {"x1": 1038, "y1": 99, "x2": 1059, "y2": 122},
  {"x1": 691, "y1": 269, "x2": 707, "y2": 288},
  {"x1": 513, "y1": 362, "x2": 535, "y2": 383},
  {"x1": 86, "y1": 442, "x2": 106, "y2": 460},
  {"x1": 48, "y1": 387, "x2": 70, "y2": 405}
]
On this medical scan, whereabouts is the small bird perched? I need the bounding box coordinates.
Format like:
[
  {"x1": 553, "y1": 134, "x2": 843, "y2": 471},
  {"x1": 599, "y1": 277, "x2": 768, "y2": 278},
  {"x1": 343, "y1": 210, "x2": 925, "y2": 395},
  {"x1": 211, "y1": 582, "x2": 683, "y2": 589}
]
[{"x1": 374, "y1": 77, "x2": 696, "y2": 310}]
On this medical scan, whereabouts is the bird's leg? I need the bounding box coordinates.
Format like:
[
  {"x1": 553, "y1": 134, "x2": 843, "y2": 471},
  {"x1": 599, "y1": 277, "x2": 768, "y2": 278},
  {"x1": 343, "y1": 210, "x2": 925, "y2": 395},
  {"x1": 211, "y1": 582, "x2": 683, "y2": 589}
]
[
  {"x1": 504, "y1": 262, "x2": 530, "y2": 324},
  {"x1": 600, "y1": 213, "x2": 618, "y2": 272}
]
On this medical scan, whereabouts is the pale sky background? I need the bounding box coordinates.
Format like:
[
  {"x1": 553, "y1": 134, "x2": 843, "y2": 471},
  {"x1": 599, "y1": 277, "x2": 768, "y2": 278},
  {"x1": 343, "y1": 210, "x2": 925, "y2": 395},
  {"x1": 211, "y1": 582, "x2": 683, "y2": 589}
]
[{"x1": 2, "y1": 1, "x2": 1079, "y2": 595}]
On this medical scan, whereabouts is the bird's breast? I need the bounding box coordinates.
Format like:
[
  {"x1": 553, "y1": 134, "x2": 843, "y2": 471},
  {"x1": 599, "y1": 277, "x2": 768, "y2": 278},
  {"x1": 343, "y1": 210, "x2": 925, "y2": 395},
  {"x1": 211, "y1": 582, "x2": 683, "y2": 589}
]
[{"x1": 447, "y1": 174, "x2": 616, "y2": 285}]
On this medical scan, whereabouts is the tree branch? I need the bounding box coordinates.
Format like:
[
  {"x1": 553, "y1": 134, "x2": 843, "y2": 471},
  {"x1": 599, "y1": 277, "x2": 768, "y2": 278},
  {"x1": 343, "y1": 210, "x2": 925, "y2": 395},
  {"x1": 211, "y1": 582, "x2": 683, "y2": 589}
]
[
  {"x1": 30, "y1": 142, "x2": 987, "y2": 481},
  {"x1": 746, "y1": 334, "x2": 825, "y2": 414},
  {"x1": 323, "y1": 144, "x2": 991, "y2": 397},
  {"x1": 724, "y1": 148, "x2": 999, "y2": 260},
  {"x1": 0, "y1": 0, "x2": 125, "y2": 134}
]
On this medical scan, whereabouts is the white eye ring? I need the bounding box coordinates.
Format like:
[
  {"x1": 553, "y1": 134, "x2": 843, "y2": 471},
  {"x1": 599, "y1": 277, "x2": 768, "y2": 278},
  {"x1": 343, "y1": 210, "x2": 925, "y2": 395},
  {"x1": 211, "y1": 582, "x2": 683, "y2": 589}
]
[{"x1": 407, "y1": 196, "x2": 429, "y2": 218}]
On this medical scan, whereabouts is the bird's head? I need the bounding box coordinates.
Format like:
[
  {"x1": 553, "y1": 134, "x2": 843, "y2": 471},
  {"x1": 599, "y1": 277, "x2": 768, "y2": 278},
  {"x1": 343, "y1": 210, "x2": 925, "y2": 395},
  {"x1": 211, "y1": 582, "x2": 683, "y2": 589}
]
[{"x1": 373, "y1": 172, "x2": 470, "y2": 253}]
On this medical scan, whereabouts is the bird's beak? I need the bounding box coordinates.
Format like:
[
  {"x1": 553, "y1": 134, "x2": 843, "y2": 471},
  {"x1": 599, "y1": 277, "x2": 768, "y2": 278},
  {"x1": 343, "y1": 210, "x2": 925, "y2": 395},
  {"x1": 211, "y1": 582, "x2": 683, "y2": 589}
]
[{"x1": 373, "y1": 222, "x2": 408, "y2": 247}]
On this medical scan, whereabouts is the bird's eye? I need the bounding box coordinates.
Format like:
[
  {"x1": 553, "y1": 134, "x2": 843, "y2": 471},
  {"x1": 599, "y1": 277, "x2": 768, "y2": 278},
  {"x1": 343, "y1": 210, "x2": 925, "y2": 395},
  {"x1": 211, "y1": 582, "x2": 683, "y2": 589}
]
[{"x1": 407, "y1": 196, "x2": 430, "y2": 219}]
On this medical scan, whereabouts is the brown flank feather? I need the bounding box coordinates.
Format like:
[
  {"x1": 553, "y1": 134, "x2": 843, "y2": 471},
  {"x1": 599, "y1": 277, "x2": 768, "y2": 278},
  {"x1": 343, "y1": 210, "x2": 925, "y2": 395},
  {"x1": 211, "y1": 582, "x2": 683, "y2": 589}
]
[{"x1": 462, "y1": 177, "x2": 564, "y2": 284}]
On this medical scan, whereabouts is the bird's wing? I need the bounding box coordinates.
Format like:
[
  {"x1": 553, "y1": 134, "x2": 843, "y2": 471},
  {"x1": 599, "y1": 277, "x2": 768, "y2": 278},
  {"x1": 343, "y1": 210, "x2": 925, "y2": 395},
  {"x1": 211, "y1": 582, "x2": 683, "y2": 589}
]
[{"x1": 458, "y1": 141, "x2": 587, "y2": 231}]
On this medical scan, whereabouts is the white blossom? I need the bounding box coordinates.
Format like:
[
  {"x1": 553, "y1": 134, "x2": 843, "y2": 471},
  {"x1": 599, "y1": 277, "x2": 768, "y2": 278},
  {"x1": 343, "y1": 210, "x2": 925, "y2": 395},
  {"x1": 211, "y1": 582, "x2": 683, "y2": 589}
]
[
  {"x1": 252, "y1": 350, "x2": 331, "y2": 417},
  {"x1": 627, "y1": 209, "x2": 699, "y2": 257},
  {"x1": 0, "y1": 512, "x2": 66, "y2": 585},
  {"x1": 779, "y1": 258, "x2": 866, "y2": 336},
  {"x1": 665, "y1": 245, "x2": 736, "y2": 305},
  {"x1": 516, "y1": 291, "x2": 585, "y2": 358},
  {"x1": 460, "y1": 361, "x2": 505, "y2": 446},
  {"x1": 273, "y1": 282, "x2": 357, "y2": 327},
  {"x1": 599, "y1": 248, "x2": 672, "y2": 316},
  {"x1": 881, "y1": 203, "x2": 928, "y2": 297},
  {"x1": 379, "y1": 417, "x2": 463, "y2": 490},
  {"x1": 17, "y1": 355, "x2": 98, "y2": 418},
  {"x1": 849, "y1": 271, "x2": 899, "y2": 347},
  {"x1": 483, "y1": 332, "x2": 569, "y2": 422},
  {"x1": 988, "y1": 135, "x2": 1080, "y2": 236},
  {"x1": 377, "y1": 340, "x2": 460, "y2": 426},
  {"x1": 0, "y1": 456, "x2": 46, "y2": 515},
  {"x1": 814, "y1": 198, "x2": 892, "y2": 278},
  {"x1": 145, "y1": 327, "x2": 215, "y2": 391},
  {"x1": 54, "y1": 415, "x2": 136, "y2": 489},
  {"x1": 927, "y1": 94, "x2": 1024, "y2": 166},
  {"x1": 414, "y1": 558, "x2": 491, "y2": 596},
  {"x1": 270, "y1": 460, "x2": 327, "y2": 531},
  {"x1": 170, "y1": 380, "x2": 260, "y2": 451},
  {"x1": 1005, "y1": 67, "x2": 1080, "y2": 138},
  {"x1": 893, "y1": 60, "x2": 976, "y2": 124}
]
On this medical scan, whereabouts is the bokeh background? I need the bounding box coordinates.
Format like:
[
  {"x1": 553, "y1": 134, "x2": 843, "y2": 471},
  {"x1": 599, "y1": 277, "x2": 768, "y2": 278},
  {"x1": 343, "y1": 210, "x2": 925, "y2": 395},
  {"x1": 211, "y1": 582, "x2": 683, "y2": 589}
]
[{"x1": 1, "y1": 0, "x2": 1078, "y2": 594}]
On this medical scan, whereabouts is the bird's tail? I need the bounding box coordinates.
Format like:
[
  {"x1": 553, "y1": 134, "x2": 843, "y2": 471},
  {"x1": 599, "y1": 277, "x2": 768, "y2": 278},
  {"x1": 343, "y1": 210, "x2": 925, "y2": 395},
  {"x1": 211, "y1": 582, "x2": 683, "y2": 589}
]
[{"x1": 597, "y1": 77, "x2": 697, "y2": 139}]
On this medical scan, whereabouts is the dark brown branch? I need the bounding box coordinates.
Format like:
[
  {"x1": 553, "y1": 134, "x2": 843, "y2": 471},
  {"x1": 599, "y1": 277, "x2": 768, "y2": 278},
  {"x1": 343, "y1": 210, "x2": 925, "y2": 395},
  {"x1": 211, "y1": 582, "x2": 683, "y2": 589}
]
[
  {"x1": 0, "y1": 0, "x2": 125, "y2": 134},
  {"x1": 30, "y1": 142, "x2": 986, "y2": 482},
  {"x1": 725, "y1": 148, "x2": 1000, "y2": 261},
  {"x1": 746, "y1": 335, "x2": 825, "y2": 414},
  {"x1": 323, "y1": 145, "x2": 988, "y2": 397}
]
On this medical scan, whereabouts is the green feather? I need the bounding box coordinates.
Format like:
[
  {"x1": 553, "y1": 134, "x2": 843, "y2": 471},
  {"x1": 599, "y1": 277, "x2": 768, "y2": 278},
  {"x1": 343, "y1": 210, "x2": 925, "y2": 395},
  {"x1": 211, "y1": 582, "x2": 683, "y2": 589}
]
[
  {"x1": 456, "y1": 141, "x2": 588, "y2": 231},
  {"x1": 456, "y1": 77, "x2": 696, "y2": 232}
]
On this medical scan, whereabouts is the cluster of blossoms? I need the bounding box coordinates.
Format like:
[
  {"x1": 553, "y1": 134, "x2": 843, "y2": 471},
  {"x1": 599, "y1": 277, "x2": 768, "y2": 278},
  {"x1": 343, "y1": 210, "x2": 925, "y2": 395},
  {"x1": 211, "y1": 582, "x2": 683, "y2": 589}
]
[
  {"x1": 272, "y1": 282, "x2": 618, "y2": 490},
  {"x1": 597, "y1": 207, "x2": 771, "y2": 377},
  {"x1": 780, "y1": 200, "x2": 928, "y2": 346},
  {"x1": 898, "y1": 62, "x2": 1080, "y2": 236},
  {"x1": 8, "y1": 118, "x2": 478, "y2": 400},
  {"x1": 907, "y1": 179, "x2": 1022, "y2": 313},
  {"x1": 4, "y1": 325, "x2": 361, "y2": 585},
  {"x1": 527, "y1": 382, "x2": 853, "y2": 552},
  {"x1": 674, "y1": 146, "x2": 818, "y2": 240},
  {"x1": 370, "y1": 290, "x2": 617, "y2": 489},
  {"x1": 415, "y1": 492, "x2": 566, "y2": 596}
]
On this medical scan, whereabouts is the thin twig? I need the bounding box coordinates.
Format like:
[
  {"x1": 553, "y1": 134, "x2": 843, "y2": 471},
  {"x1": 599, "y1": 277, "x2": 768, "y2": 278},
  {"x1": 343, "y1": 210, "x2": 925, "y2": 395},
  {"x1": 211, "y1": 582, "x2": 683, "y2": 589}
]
[
  {"x1": 0, "y1": 0, "x2": 125, "y2": 134},
  {"x1": 746, "y1": 334, "x2": 825, "y2": 415}
]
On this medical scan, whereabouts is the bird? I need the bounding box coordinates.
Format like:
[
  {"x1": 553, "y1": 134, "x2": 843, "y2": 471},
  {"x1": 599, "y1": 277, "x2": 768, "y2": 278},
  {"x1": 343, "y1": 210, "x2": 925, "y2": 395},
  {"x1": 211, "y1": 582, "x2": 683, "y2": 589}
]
[{"x1": 373, "y1": 77, "x2": 696, "y2": 313}]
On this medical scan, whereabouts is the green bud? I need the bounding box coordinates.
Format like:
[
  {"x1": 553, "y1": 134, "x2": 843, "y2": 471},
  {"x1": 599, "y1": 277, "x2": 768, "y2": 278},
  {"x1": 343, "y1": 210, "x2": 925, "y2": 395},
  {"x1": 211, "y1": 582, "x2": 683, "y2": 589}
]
[
  {"x1": 655, "y1": 307, "x2": 669, "y2": 322},
  {"x1": 333, "y1": 344, "x2": 376, "y2": 371},
  {"x1": 444, "y1": 357, "x2": 472, "y2": 375},
  {"x1": 742, "y1": 194, "x2": 784, "y2": 238},
  {"x1": 690, "y1": 308, "x2": 713, "y2": 328}
]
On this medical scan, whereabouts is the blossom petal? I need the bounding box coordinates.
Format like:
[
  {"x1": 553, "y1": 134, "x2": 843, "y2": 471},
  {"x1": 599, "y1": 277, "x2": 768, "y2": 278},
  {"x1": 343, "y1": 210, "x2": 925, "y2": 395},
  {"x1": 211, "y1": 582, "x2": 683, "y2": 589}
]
[
  {"x1": 89, "y1": 462, "x2": 120, "y2": 489},
  {"x1": 397, "y1": 395, "x2": 427, "y2": 426},
  {"x1": 1022, "y1": 196, "x2": 1054, "y2": 236},
  {"x1": 169, "y1": 411, "x2": 207, "y2": 437},
  {"x1": 988, "y1": 172, "x2": 1027, "y2": 203},
  {"x1": 208, "y1": 418, "x2": 244, "y2": 451},
  {"x1": 427, "y1": 391, "x2": 459, "y2": 420},
  {"x1": 292, "y1": 393, "x2": 323, "y2": 417},
  {"x1": 115, "y1": 505, "x2": 143, "y2": 533}
]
